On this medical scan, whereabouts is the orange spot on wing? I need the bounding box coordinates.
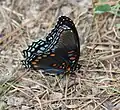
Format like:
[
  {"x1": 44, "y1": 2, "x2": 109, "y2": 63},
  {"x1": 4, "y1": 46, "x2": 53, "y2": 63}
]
[
  {"x1": 35, "y1": 59, "x2": 39, "y2": 62},
  {"x1": 31, "y1": 61, "x2": 37, "y2": 65},
  {"x1": 67, "y1": 67, "x2": 70, "y2": 71},
  {"x1": 62, "y1": 62, "x2": 65, "y2": 65},
  {"x1": 33, "y1": 65, "x2": 38, "y2": 68},
  {"x1": 50, "y1": 54, "x2": 55, "y2": 56},
  {"x1": 70, "y1": 57, "x2": 76, "y2": 60},
  {"x1": 52, "y1": 63, "x2": 57, "y2": 67},
  {"x1": 59, "y1": 66, "x2": 62, "y2": 69},
  {"x1": 37, "y1": 56, "x2": 42, "y2": 59},
  {"x1": 68, "y1": 50, "x2": 74, "y2": 54}
]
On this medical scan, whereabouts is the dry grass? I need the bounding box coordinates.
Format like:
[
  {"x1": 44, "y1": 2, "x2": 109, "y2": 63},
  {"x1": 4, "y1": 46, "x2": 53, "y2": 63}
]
[{"x1": 0, "y1": 0, "x2": 120, "y2": 110}]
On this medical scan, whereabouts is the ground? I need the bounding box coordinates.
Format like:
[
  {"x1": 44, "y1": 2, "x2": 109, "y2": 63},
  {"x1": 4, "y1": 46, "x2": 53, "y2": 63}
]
[{"x1": 0, "y1": 0, "x2": 120, "y2": 110}]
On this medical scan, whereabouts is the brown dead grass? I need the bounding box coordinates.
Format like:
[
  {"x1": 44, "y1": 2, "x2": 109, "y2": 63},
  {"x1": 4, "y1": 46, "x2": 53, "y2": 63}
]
[{"x1": 0, "y1": 0, "x2": 120, "y2": 110}]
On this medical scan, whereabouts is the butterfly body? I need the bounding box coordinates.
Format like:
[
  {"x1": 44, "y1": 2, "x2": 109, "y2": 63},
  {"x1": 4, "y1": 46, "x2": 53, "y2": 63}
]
[{"x1": 22, "y1": 16, "x2": 80, "y2": 75}]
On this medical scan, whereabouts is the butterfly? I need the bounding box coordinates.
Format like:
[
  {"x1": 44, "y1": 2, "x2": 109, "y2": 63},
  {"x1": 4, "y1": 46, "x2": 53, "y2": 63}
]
[{"x1": 22, "y1": 16, "x2": 80, "y2": 75}]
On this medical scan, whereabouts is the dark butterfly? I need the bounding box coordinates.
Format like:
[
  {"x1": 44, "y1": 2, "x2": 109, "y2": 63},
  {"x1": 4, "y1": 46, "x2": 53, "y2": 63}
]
[{"x1": 22, "y1": 16, "x2": 80, "y2": 75}]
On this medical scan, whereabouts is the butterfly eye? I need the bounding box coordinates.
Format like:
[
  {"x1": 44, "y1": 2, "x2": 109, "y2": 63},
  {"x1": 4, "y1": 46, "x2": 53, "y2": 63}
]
[{"x1": 22, "y1": 16, "x2": 80, "y2": 75}]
